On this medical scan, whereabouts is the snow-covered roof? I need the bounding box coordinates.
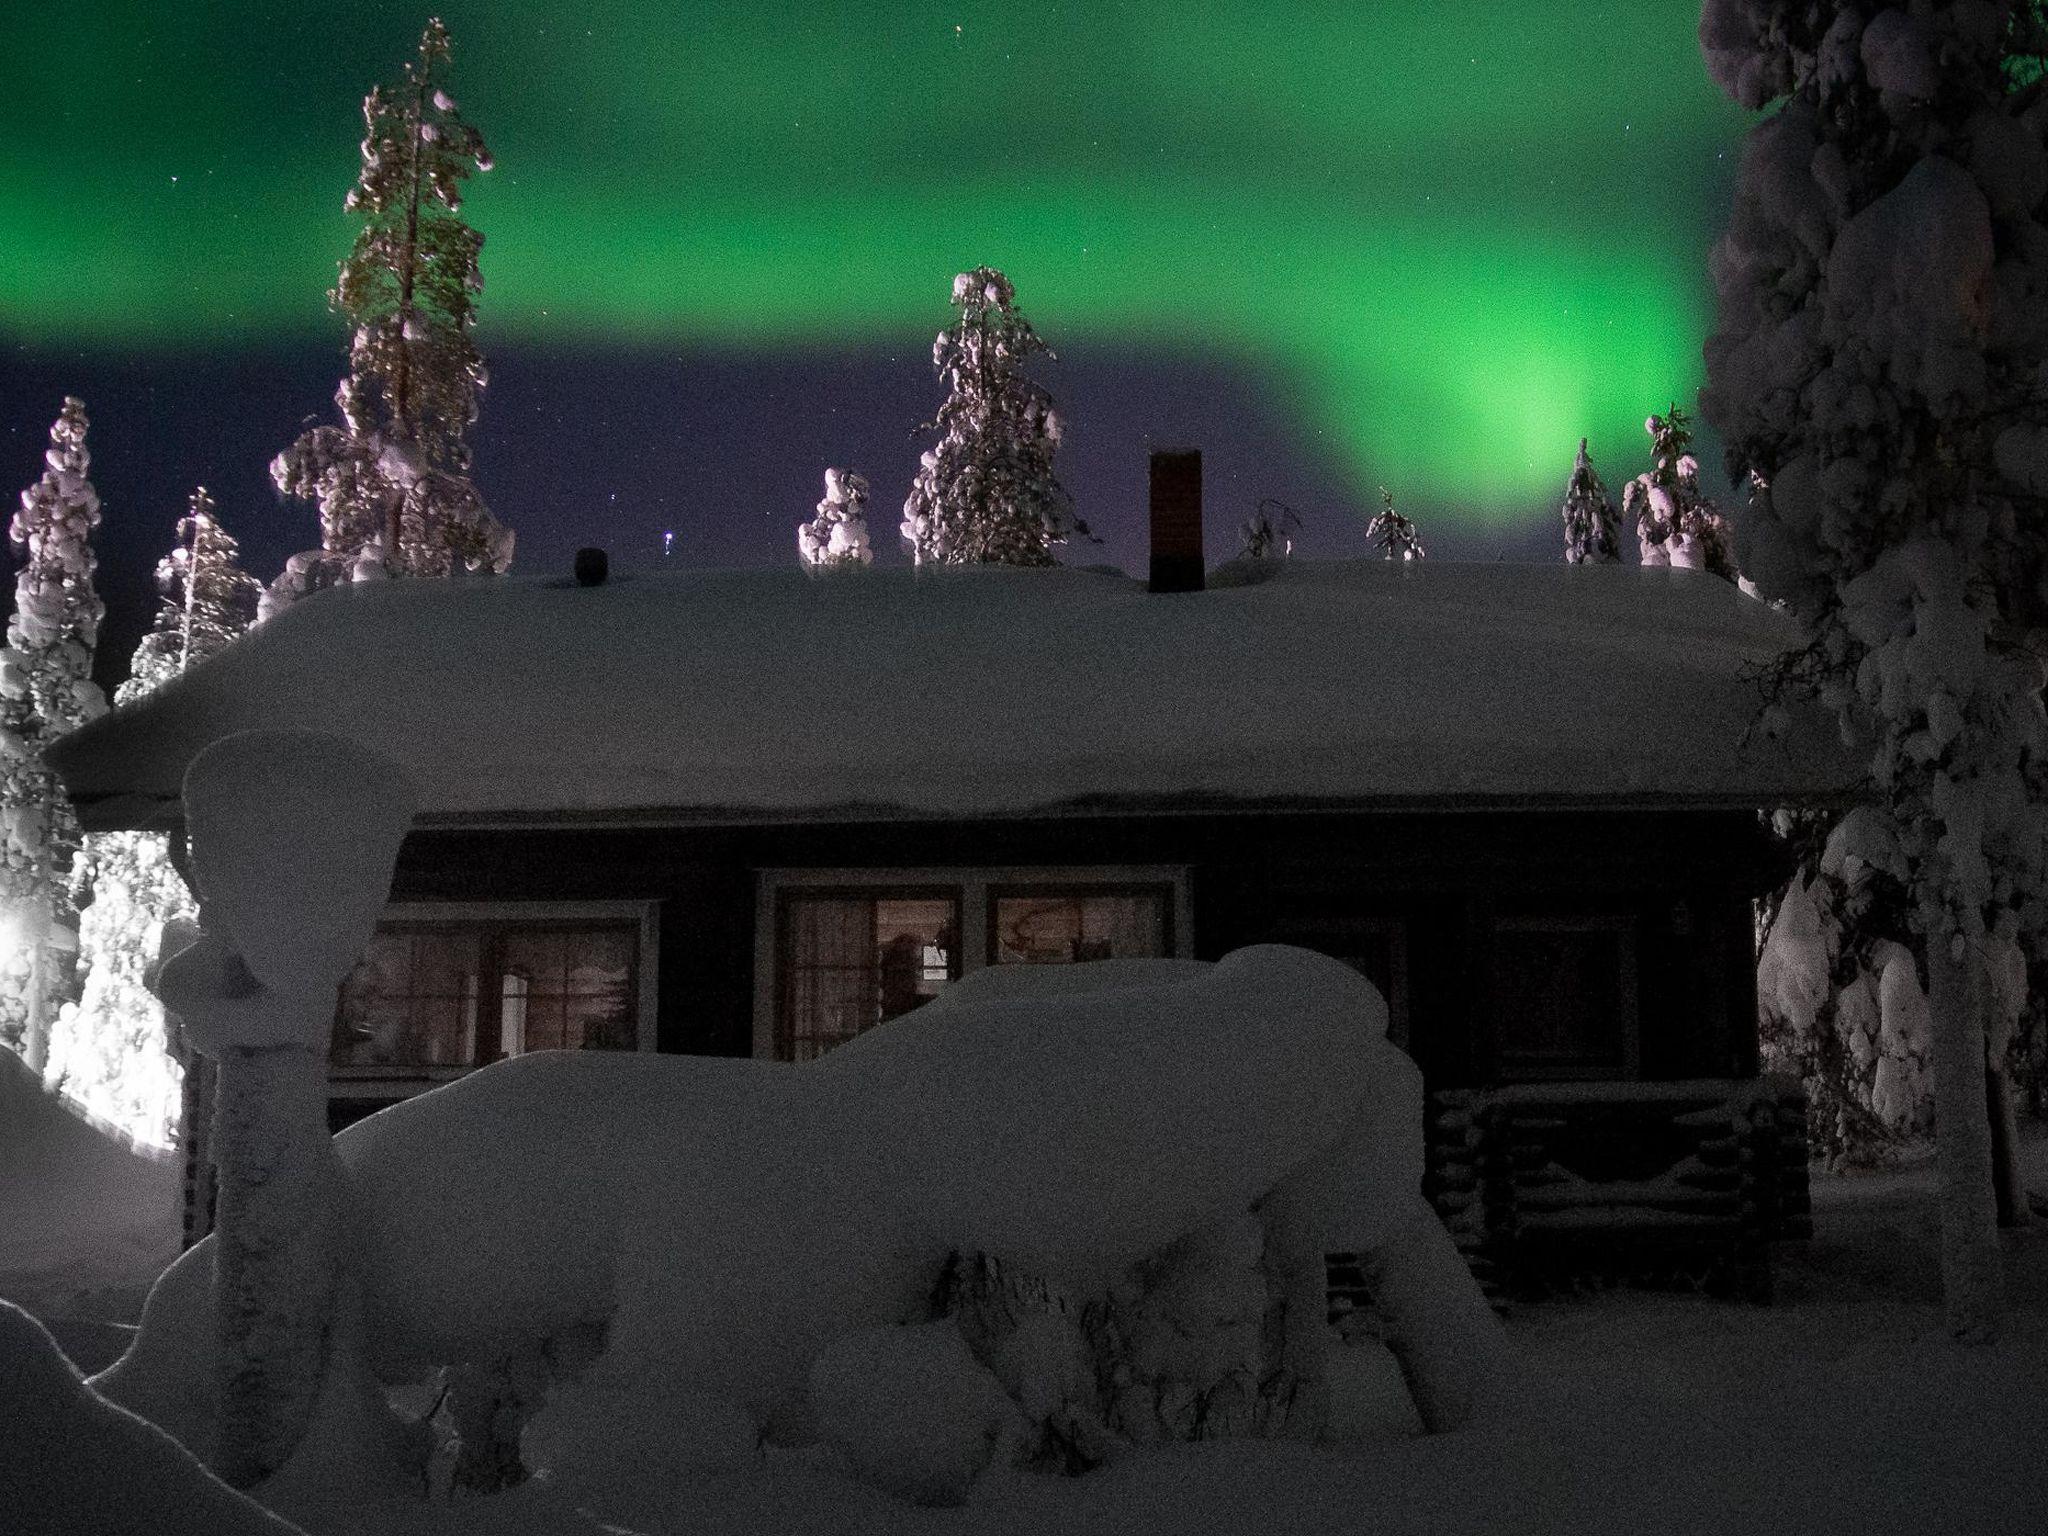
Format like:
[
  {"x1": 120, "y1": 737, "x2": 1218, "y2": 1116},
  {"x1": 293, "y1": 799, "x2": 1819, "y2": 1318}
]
[{"x1": 50, "y1": 559, "x2": 1861, "y2": 831}]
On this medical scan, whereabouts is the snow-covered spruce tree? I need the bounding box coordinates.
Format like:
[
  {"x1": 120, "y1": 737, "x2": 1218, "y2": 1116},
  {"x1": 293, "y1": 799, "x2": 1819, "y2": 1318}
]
[
  {"x1": 798, "y1": 468, "x2": 873, "y2": 568},
  {"x1": 1699, "y1": 0, "x2": 2048, "y2": 1337},
  {"x1": 900, "y1": 268, "x2": 1086, "y2": 566},
  {"x1": 1561, "y1": 438, "x2": 1622, "y2": 563},
  {"x1": 1240, "y1": 498, "x2": 1301, "y2": 560},
  {"x1": 1367, "y1": 485, "x2": 1424, "y2": 561},
  {"x1": 1622, "y1": 406, "x2": 1736, "y2": 577},
  {"x1": 0, "y1": 397, "x2": 108, "y2": 1073},
  {"x1": 268, "y1": 17, "x2": 510, "y2": 612},
  {"x1": 44, "y1": 490, "x2": 260, "y2": 1146}
]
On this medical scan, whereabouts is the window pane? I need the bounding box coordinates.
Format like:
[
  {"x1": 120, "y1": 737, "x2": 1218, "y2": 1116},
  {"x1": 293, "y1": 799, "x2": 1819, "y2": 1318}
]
[
  {"x1": 993, "y1": 891, "x2": 1168, "y2": 965},
  {"x1": 782, "y1": 895, "x2": 956, "y2": 1061},
  {"x1": 332, "y1": 929, "x2": 485, "y2": 1068},
  {"x1": 502, "y1": 927, "x2": 637, "y2": 1053},
  {"x1": 332, "y1": 919, "x2": 639, "y2": 1070}
]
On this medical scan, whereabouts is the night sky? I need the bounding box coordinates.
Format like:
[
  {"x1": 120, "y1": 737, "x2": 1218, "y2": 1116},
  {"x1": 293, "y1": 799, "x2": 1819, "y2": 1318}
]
[{"x1": 1, "y1": 2, "x2": 1748, "y2": 682}]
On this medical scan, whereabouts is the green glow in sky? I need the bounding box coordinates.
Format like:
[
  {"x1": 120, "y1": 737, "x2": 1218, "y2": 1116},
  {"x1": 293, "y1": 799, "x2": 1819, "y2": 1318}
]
[{"x1": 0, "y1": 2, "x2": 1744, "y2": 516}]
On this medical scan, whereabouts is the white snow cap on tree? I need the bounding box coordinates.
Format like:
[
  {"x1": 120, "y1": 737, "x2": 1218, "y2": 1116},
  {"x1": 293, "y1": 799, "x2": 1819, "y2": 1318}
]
[
  {"x1": 1621, "y1": 406, "x2": 1734, "y2": 577},
  {"x1": 1700, "y1": 0, "x2": 2048, "y2": 1339},
  {"x1": 1561, "y1": 438, "x2": 1621, "y2": 563},
  {"x1": 268, "y1": 18, "x2": 510, "y2": 603},
  {"x1": 798, "y1": 468, "x2": 873, "y2": 568},
  {"x1": 1366, "y1": 485, "x2": 1424, "y2": 561},
  {"x1": 1240, "y1": 498, "x2": 1301, "y2": 560},
  {"x1": 900, "y1": 267, "x2": 1086, "y2": 566}
]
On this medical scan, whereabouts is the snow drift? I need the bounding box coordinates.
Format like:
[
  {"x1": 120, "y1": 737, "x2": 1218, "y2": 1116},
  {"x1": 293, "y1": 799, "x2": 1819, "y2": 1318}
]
[{"x1": 97, "y1": 945, "x2": 1506, "y2": 1509}]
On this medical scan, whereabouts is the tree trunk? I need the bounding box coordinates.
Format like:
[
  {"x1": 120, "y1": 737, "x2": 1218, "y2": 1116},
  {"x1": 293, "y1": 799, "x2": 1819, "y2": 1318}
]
[
  {"x1": 211, "y1": 1044, "x2": 339, "y2": 1487},
  {"x1": 1987, "y1": 1060, "x2": 2032, "y2": 1229},
  {"x1": 1926, "y1": 946, "x2": 2004, "y2": 1342}
]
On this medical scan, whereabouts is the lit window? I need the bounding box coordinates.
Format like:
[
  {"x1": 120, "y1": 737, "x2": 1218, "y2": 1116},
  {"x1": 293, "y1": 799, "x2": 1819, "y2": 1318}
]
[
  {"x1": 332, "y1": 921, "x2": 638, "y2": 1071},
  {"x1": 778, "y1": 893, "x2": 959, "y2": 1061},
  {"x1": 990, "y1": 887, "x2": 1171, "y2": 965}
]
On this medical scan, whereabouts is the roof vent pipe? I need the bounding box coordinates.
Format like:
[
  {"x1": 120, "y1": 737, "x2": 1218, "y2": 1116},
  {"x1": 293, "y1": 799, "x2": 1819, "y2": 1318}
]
[
  {"x1": 574, "y1": 547, "x2": 609, "y2": 588},
  {"x1": 1148, "y1": 448, "x2": 1204, "y2": 594}
]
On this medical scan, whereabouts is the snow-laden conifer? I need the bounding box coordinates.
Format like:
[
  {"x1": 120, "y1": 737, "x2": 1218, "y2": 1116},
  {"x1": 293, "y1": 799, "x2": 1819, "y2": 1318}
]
[
  {"x1": 1367, "y1": 485, "x2": 1424, "y2": 561},
  {"x1": 798, "y1": 468, "x2": 873, "y2": 569},
  {"x1": 1700, "y1": 0, "x2": 2048, "y2": 1337},
  {"x1": 1560, "y1": 439, "x2": 1621, "y2": 564},
  {"x1": 1240, "y1": 498, "x2": 1301, "y2": 560},
  {"x1": 269, "y1": 18, "x2": 510, "y2": 608},
  {"x1": 0, "y1": 398, "x2": 107, "y2": 1072},
  {"x1": 1622, "y1": 407, "x2": 1735, "y2": 577},
  {"x1": 45, "y1": 491, "x2": 259, "y2": 1145},
  {"x1": 900, "y1": 268, "x2": 1083, "y2": 566}
]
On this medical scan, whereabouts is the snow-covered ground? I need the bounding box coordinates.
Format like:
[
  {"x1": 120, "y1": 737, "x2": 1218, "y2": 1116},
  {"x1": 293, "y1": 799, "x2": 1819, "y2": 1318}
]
[{"x1": 6, "y1": 1059, "x2": 2042, "y2": 1536}]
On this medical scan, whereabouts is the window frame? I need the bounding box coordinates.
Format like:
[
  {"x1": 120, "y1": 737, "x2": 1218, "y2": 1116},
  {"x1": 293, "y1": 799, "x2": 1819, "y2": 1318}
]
[
  {"x1": 771, "y1": 883, "x2": 965, "y2": 1062},
  {"x1": 329, "y1": 899, "x2": 660, "y2": 1103},
  {"x1": 753, "y1": 866, "x2": 1193, "y2": 1060}
]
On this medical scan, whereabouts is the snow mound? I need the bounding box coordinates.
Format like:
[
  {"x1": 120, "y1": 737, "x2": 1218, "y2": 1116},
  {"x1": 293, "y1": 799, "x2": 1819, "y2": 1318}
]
[
  {"x1": 0, "y1": 1299, "x2": 305, "y2": 1536},
  {"x1": 103, "y1": 946, "x2": 1507, "y2": 1508},
  {"x1": 0, "y1": 1048, "x2": 179, "y2": 1320}
]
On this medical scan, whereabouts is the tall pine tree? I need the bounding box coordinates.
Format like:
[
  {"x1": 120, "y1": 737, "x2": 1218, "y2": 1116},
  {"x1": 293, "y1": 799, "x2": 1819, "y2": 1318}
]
[
  {"x1": 1701, "y1": 0, "x2": 2048, "y2": 1337},
  {"x1": 1560, "y1": 439, "x2": 1621, "y2": 563},
  {"x1": 900, "y1": 268, "x2": 1083, "y2": 566},
  {"x1": 269, "y1": 17, "x2": 510, "y2": 610},
  {"x1": 0, "y1": 397, "x2": 108, "y2": 1072}
]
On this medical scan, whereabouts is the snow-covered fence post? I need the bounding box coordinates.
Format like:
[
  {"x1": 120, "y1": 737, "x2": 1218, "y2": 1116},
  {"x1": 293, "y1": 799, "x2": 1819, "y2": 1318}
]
[{"x1": 151, "y1": 731, "x2": 416, "y2": 1486}]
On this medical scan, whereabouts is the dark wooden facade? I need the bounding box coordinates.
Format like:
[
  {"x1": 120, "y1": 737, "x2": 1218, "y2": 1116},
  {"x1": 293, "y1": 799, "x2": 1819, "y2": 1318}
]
[{"x1": 355, "y1": 803, "x2": 1781, "y2": 1096}]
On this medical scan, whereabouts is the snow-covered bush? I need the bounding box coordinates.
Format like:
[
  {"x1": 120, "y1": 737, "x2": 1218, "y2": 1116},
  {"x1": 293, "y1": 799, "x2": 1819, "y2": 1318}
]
[
  {"x1": 0, "y1": 397, "x2": 108, "y2": 1071},
  {"x1": 1759, "y1": 809, "x2": 1934, "y2": 1161},
  {"x1": 1560, "y1": 438, "x2": 1621, "y2": 564},
  {"x1": 798, "y1": 467, "x2": 873, "y2": 568},
  {"x1": 268, "y1": 20, "x2": 510, "y2": 605},
  {"x1": 900, "y1": 267, "x2": 1085, "y2": 566},
  {"x1": 1700, "y1": 0, "x2": 2048, "y2": 1335},
  {"x1": 1367, "y1": 485, "x2": 1424, "y2": 561},
  {"x1": 1622, "y1": 407, "x2": 1734, "y2": 577}
]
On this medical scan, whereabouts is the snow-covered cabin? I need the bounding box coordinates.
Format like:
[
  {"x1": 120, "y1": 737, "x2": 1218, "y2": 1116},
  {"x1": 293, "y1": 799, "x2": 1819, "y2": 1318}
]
[{"x1": 50, "y1": 526, "x2": 1857, "y2": 1288}]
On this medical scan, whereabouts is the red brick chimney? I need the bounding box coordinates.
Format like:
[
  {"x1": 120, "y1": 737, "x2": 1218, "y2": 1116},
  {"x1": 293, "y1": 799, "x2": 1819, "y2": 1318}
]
[{"x1": 1148, "y1": 448, "x2": 1204, "y2": 593}]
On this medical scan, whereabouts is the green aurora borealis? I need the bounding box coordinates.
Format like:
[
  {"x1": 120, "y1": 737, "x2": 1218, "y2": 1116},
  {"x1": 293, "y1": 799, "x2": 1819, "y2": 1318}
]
[{"x1": 1, "y1": 1, "x2": 1746, "y2": 521}]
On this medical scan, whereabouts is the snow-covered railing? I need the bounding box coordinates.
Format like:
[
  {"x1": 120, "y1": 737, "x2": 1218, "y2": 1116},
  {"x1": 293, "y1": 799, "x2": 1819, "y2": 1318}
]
[{"x1": 1425, "y1": 1076, "x2": 1811, "y2": 1303}]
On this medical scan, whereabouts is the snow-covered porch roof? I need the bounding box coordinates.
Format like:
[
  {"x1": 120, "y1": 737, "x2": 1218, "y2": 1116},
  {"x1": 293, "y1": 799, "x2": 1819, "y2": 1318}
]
[{"x1": 49, "y1": 559, "x2": 1862, "y2": 832}]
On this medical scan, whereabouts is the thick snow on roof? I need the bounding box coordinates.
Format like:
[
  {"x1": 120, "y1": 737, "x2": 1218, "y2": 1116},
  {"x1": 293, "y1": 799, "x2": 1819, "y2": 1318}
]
[{"x1": 52, "y1": 558, "x2": 1857, "y2": 829}]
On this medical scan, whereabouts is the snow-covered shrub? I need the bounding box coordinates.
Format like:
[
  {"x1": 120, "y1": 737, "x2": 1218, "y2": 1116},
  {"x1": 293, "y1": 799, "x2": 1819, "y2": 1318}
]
[
  {"x1": 1758, "y1": 809, "x2": 1932, "y2": 1161},
  {"x1": 1560, "y1": 438, "x2": 1621, "y2": 564},
  {"x1": 269, "y1": 20, "x2": 509, "y2": 602},
  {"x1": 900, "y1": 267, "x2": 1085, "y2": 566},
  {"x1": 1622, "y1": 407, "x2": 1734, "y2": 577},
  {"x1": 798, "y1": 467, "x2": 873, "y2": 568}
]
